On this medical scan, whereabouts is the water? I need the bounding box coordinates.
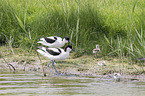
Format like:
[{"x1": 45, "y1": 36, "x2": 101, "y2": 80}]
[{"x1": 0, "y1": 73, "x2": 145, "y2": 96}]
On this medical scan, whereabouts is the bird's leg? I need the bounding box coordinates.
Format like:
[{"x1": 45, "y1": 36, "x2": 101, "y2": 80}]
[
  {"x1": 47, "y1": 60, "x2": 53, "y2": 74},
  {"x1": 52, "y1": 60, "x2": 60, "y2": 75}
]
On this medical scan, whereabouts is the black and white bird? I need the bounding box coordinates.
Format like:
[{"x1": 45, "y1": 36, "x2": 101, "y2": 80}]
[
  {"x1": 113, "y1": 73, "x2": 121, "y2": 82},
  {"x1": 37, "y1": 45, "x2": 73, "y2": 75},
  {"x1": 37, "y1": 36, "x2": 72, "y2": 48}
]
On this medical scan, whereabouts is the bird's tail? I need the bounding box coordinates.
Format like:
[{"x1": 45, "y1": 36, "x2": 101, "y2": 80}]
[
  {"x1": 37, "y1": 41, "x2": 49, "y2": 46},
  {"x1": 37, "y1": 41, "x2": 44, "y2": 44},
  {"x1": 37, "y1": 38, "x2": 44, "y2": 43},
  {"x1": 37, "y1": 46, "x2": 47, "y2": 53},
  {"x1": 37, "y1": 46, "x2": 43, "y2": 49},
  {"x1": 37, "y1": 49, "x2": 46, "y2": 56},
  {"x1": 37, "y1": 46, "x2": 48, "y2": 57}
]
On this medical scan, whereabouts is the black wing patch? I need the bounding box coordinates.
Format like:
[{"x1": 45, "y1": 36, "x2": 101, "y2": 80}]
[
  {"x1": 44, "y1": 37, "x2": 57, "y2": 43},
  {"x1": 54, "y1": 36, "x2": 57, "y2": 40},
  {"x1": 46, "y1": 48, "x2": 61, "y2": 56}
]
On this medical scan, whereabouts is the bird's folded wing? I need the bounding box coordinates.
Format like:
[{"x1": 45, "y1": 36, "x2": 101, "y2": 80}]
[
  {"x1": 44, "y1": 37, "x2": 57, "y2": 43},
  {"x1": 46, "y1": 48, "x2": 62, "y2": 56}
]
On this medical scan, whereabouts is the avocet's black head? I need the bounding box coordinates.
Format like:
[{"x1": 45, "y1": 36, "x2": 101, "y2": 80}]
[
  {"x1": 64, "y1": 37, "x2": 70, "y2": 41},
  {"x1": 64, "y1": 37, "x2": 72, "y2": 44},
  {"x1": 64, "y1": 45, "x2": 72, "y2": 52}
]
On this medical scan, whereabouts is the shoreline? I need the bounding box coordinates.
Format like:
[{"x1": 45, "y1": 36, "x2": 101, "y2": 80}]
[
  {"x1": 0, "y1": 46, "x2": 145, "y2": 81},
  {"x1": 0, "y1": 53, "x2": 145, "y2": 81}
]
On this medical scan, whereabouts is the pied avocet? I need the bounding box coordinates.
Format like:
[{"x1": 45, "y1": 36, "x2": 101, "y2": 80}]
[
  {"x1": 37, "y1": 36, "x2": 72, "y2": 48},
  {"x1": 37, "y1": 45, "x2": 72, "y2": 75}
]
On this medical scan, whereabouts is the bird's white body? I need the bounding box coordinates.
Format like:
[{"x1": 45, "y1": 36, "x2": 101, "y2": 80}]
[
  {"x1": 37, "y1": 45, "x2": 72, "y2": 60},
  {"x1": 37, "y1": 36, "x2": 71, "y2": 48},
  {"x1": 113, "y1": 73, "x2": 121, "y2": 82},
  {"x1": 37, "y1": 45, "x2": 72, "y2": 75}
]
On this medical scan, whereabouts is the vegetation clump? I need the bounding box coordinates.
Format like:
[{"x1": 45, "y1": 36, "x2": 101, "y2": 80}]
[{"x1": 0, "y1": 0, "x2": 144, "y2": 59}]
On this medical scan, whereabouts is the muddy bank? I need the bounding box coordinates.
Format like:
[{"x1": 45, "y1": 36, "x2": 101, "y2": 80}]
[
  {"x1": 0, "y1": 52, "x2": 145, "y2": 81},
  {"x1": 0, "y1": 46, "x2": 145, "y2": 80}
]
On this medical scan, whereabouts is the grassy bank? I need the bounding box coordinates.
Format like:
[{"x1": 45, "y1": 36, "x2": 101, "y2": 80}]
[
  {"x1": 0, "y1": 46, "x2": 145, "y2": 76},
  {"x1": 0, "y1": 0, "x2": 145, "y2": 59}
]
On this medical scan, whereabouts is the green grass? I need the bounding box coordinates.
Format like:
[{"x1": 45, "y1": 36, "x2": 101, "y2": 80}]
[{"x1": 0, "y1": 0, "x2": 145, "y2": 59}]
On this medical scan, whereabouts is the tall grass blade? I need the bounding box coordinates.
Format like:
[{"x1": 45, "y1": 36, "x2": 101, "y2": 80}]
[
  {"x1": 36, "y1": 51, "x2": 46, "y2": 77},
  {"x1": 0, "y1": 53, "x2": 12, "y2": 71},
  {"x1": 70, "y1": 30, "x2": 74, "y2": 42},
  {"x1": 75, "y1": 4, "x2": 79, "y2": 51},
  {"x1": 15, "y1": 14, "x2": 27, "y2": 33},
  {"x1": 104, "y1": 35, "x2": 110, "y2": 44},
  {"x1": 132, "y1": 0, "x2": 137, "y2": 14}
]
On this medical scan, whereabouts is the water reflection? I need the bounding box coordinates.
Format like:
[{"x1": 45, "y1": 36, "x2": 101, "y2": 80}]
[{"x1": 0, "y1": 73, "x2": 145, "y2": 96}]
